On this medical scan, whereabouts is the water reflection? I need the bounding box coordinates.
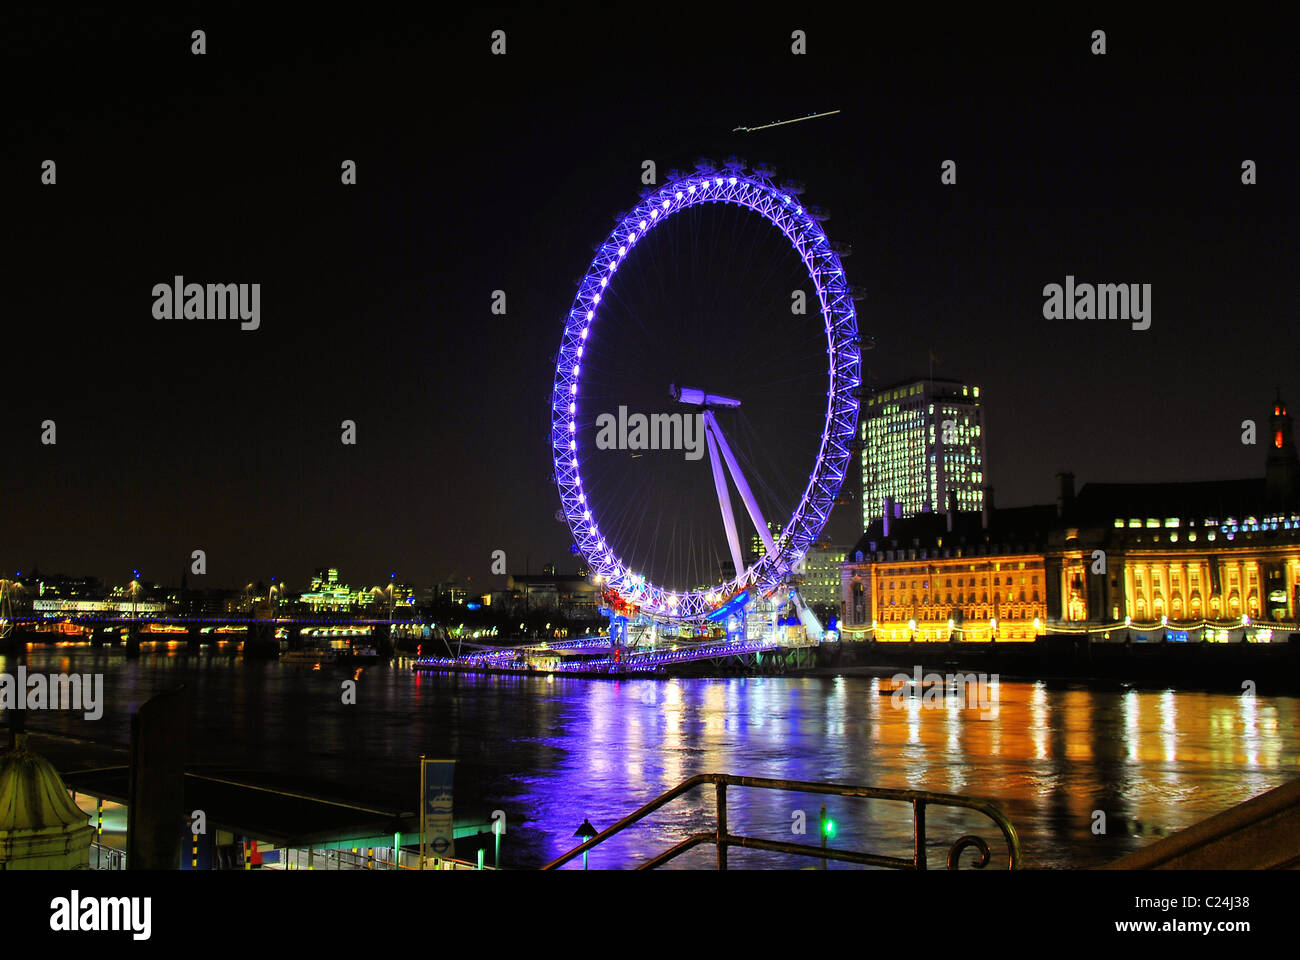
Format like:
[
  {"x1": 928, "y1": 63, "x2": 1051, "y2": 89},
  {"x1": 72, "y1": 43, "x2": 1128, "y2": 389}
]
[{"x1": 4, "y1": 646, "x2": 1298, "y2": 869}]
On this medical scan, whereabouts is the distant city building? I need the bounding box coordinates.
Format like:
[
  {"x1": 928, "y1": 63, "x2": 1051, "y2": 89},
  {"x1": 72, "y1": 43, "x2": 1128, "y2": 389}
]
[
  {"x1": 298, "y1": 568, "x2": 415, "y2": 612},
  {"x1": 480, "y1": 589, "x2": 520, "y2": 609},
  {"x1": 861, "y1": 378, "x2": 986, "y2": 529},
  {"x1": 506, "y1": 573, "x2": 598, "y2": 619},
  {"x1": 795, "y1": 543, "x2": 850, "y2": 622},
  {"x1": 309, "y1": 568, "x2": 341, "y2": 592},
  {"x1": 747, "y1": 522, "x2": 784, "y2": 565},
  {"x1": 435, "y1": 581, "x2": 469, "y2": 605},
  {"x1": 27, "y1": 572, "x2": 102, "y2": 600},
  {"x1": 303, "y1": 567, "x2": 353, "y2": 612},
  {"x1": 181, "y1": 587, "x2": 243, "y2": 616},
  {"x1": 354, "y1": 581, "x2": 414, "y2": 610},
  {"x1": 1267, "y1": 392, "x2": 1299, "y2": 509}
]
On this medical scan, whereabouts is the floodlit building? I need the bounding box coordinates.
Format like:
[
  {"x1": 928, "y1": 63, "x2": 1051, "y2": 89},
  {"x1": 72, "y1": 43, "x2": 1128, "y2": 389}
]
[
  {"x1": 1048, "y1": 475, "x2": 1300, "y2": 630},
  {"x1": 861, "y1": 378, "x2": 987, "y2": 529},
  {"x1": 840, "y1": 499, "x2": 1053, "y2": 642},
  {"x1": 841, "y1": 397, "x2": 1300, "y2": 641},
  {"x1": 302, "y1": 568, "x2": 353, "y2": 612}
]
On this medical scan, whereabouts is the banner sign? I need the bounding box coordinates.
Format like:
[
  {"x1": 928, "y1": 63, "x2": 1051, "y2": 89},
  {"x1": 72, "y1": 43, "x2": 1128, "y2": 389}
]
[{"x1": 421, "y1": 759, "x2": 455, "y2": 862}]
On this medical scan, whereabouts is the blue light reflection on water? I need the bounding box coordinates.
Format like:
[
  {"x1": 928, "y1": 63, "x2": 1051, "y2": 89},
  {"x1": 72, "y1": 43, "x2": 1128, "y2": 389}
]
[{"x1": 8, "y1": 646, "x2": 1300, "y2": 869}]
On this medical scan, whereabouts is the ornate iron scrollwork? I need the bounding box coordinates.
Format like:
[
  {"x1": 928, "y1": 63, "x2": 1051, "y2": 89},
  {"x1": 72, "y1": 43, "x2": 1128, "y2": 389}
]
[{"x1": 946, "y1": 834, "x2": 992, "y2": 869}]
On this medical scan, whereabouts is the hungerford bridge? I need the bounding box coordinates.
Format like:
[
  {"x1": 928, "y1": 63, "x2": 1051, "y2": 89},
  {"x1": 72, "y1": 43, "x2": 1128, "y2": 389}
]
[
  {"x1": 1, "y1": 611, "x2": 407, "y2": 657},
  {"x1": 0, "y1": 606, "x2": 816, "y2": 673}
]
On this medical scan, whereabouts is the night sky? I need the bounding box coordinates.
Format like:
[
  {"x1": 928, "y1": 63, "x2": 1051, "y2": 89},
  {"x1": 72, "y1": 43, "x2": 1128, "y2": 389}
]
[{"x1": 5, "y1": 7, "x2": 1296, "y2": 592}]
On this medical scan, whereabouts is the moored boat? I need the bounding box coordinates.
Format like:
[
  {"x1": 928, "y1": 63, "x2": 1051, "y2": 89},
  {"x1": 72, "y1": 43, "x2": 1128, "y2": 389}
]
[{"x1": 280, "y1": 647, "x2": 338, "y2": 665}]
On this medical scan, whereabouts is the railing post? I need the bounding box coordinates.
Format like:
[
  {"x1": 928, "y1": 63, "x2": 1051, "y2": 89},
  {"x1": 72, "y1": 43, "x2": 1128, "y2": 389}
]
[
  {"x1": 716, "y1": 781, "x2": 728, "y2": 870},
  {"x1": 913, "y1": 798, "x2": 927, "y2": 870}
]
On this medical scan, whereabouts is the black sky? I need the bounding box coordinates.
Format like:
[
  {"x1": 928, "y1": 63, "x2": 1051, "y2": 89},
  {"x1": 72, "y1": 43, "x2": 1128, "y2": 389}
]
[{"x1": 5, "y1": 6, "x2": 1296, "y2": 591}]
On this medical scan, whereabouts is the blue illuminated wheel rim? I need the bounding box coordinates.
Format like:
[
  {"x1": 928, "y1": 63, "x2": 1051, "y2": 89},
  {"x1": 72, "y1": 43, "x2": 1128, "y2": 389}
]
[{"x1": 551, "y1": 169, "x2": 861, "y2": 622}]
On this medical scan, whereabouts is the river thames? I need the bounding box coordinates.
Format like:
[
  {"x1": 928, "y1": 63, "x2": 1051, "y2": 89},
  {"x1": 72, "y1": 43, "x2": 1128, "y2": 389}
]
[{"x1": 8, "y1": 644, "x2": 1300, "y2": 869}]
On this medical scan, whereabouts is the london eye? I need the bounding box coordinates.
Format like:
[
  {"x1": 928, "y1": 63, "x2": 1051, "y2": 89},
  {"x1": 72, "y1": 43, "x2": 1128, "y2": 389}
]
[{"x1": 550, "y1": 161, "x2": 861, "y2": 636}]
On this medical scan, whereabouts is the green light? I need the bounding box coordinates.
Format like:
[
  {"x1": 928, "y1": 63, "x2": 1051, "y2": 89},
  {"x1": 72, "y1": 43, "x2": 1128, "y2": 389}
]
[{"x1": 822, "y1": 818, "x2": 836, "y2": 838}]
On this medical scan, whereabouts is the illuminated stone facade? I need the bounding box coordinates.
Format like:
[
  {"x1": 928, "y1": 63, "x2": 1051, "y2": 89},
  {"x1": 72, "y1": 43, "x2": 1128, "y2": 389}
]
[
  {"x1": 841, "y1": 506, "x2": 1053, "y2": 642},
  {"x1": 842, "y1": 398, "x2": 1300, "y2": 641},
  {"x1": 1046, "y1": 471, "x2": 1300, "y2": 631}
]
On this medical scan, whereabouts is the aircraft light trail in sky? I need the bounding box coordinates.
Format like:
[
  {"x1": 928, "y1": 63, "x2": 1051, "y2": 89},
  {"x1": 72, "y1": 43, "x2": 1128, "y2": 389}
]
[{"x1": 732, "y1": 109, "x2": 841, "y2": 133}]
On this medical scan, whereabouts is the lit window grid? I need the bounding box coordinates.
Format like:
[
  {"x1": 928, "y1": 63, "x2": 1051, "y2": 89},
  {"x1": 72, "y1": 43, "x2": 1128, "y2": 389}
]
[{"x1": 862, "y1": 388, "x2": 986, "y2": 526}]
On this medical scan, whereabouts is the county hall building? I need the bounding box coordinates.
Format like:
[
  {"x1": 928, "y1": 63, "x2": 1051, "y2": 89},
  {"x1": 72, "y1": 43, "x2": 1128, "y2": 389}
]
[{"x1": 840, "y1": 395, "x2": 1300, "y2": 642}]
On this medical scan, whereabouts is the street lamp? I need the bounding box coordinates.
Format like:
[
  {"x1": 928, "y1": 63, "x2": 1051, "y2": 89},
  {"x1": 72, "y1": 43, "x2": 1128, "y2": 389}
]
[
  {"x1": 130, "y1": 570, "x2": 142, "y2": 626},
  {"x1": 819, "y1": 803, "x2": 835, "y2": 870},
  {"x1": 573, "y1": 819, "x2": 597, "y2": 870}
]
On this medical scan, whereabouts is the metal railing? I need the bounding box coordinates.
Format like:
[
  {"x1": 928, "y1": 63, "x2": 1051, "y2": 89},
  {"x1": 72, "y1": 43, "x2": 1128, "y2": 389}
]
[
  {"x1": 273, "y1": 846, "x2": 495, "y2": 871},
  {"x1": 542, "y1": 773, "x2": 1021, "y2": 871},
  {"x1": 89, "y1": 842, "x2": 126, "y2": 870}
]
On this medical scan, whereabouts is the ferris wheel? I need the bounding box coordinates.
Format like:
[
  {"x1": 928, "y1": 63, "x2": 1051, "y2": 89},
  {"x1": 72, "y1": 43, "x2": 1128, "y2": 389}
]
[{"x1": 550, "y1": 161, "x2": 861, "y2": 624}]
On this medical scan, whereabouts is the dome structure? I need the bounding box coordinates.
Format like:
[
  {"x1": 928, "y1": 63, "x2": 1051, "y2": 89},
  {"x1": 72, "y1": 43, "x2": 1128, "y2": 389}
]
[{"x1": 0, "y1": 734, "x2": 95, "y2": 870}]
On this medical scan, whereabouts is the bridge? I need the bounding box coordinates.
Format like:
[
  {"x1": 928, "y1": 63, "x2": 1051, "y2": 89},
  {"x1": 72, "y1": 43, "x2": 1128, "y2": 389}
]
[
  {"x1": 3, "y1": 612, "x2": 422, "y2": 659},
  {"x1": 3, "y1": 604, "x2": 816, "y2": 674}
]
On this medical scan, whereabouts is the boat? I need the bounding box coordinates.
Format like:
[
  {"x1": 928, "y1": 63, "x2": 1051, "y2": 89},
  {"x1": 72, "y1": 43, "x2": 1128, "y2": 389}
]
[{"x1": 280, "y1": 647, "x2": 338, "y2": 665}]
